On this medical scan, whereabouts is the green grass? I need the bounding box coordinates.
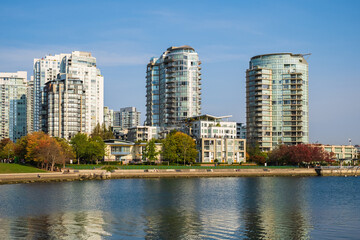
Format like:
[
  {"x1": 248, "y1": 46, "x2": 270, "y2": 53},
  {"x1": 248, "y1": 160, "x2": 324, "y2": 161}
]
[
  {"x1": 65, "y1": 164, "x2": 105, "y2": 169},
  {"x1": 65, "y1": 164, "x2": 297, "y2": 170},
  {"x1": 0, "y1": 163, "x2": 47, "y2": 174}
]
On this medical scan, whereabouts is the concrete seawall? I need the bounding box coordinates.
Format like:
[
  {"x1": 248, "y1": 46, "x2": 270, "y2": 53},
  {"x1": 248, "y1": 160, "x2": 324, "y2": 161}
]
[
  {"x1": 2, "y1": 167, "x2": 359, "y2": 185},
  {"x1": 315, "y1": 167, "x2": 360, "y2": 177},
  {"x1": 0, "y1": 168, "x2": 320, "y2": 185}
]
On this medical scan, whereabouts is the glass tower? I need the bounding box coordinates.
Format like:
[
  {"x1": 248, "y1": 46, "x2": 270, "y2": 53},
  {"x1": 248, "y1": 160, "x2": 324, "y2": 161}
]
[
  {"x1": 0, "y1": 71, "x2": 28, "y2": 141},
  {"x1": 145, "y1": 45, "x2": 202, "y2": 127},
  {"x1": 246, "y1": 53, "x2": 309, "y2": 151}
]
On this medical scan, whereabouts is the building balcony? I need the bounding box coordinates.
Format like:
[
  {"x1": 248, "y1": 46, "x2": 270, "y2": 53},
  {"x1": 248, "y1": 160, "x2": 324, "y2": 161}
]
[
  {"x1": 167, "y1": 95, "x2": 176, "y2": 99},
  {"x1": 164, "y1": 58, "x2": 175, "y2": 63},
  {"x1": 166, "y1": 105, "x2": 176, "y2": 109},
  {"x1": 111, "y1": 151, "x2": 131, "y2": 156},
  {"x1": 166, "y1": 84, "x2": 176, "y2": 89}
]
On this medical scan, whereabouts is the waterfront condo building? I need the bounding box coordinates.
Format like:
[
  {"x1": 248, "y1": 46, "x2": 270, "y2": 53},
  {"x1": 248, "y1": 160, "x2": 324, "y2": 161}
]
[
  {"x1": 114, "y1": 107, "x2": 140, "y2": 129},
  {"x1": 0, "y1": 71, "x2": 28, "y2": 141},
  {"x1": 180, "y1": 114, "x2": 246, "y2": 164},
  {"x1": 42, "y1": 51, "x2": 104, "y2": 139},
  {"x1": 145, "y1": 45, "x2": 202, "y2": 127},
  {"x1": 311, "y1": 144, "x2": 358, "y2": 161},
  {"x1": 246, "y1": 53, "x2": 309, "y2": 151},
  {"x1": 44, "y1": 76, "x2": 86, "y2": 139},
  {"x1": 33, "y1": 53, "x2": 70, "y2": 132}
]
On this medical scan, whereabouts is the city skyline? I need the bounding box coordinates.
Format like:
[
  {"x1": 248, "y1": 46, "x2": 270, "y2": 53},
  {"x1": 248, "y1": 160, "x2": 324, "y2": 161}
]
[{"x1": 0, "y1": 0, "x2": 359, "y2": 145}]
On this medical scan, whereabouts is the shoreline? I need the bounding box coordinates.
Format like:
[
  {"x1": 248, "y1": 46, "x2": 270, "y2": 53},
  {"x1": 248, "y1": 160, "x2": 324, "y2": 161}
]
[
  {"x1": 1, "y1": 168, "x2": 358, "y2": 185},
  {"x1": 0, "y1": 168, "x2": 351, "y2": 185}
]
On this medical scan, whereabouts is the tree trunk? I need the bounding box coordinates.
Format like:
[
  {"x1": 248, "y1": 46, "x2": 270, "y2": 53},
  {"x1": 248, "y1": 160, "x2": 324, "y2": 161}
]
[{"x1": 51, "y1": 161, "x2": 55, "y2": 172}]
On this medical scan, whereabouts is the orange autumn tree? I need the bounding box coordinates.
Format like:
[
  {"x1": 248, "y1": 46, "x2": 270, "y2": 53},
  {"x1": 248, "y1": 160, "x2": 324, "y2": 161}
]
[{"x1": 25, "y1": 132, "x2": 70, "y2": 171}]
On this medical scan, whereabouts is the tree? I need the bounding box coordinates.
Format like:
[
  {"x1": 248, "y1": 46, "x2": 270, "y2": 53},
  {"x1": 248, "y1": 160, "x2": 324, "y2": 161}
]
[
  {"x1": 35, "y1": 137, "x2": 63, "y2": 171},
  {"x1": 268, "y1": 144, "x2": 333, "y2": 166},
  {"x1": 0, "y1": 138, "x2": 12, "y2": 150},
  {"x1": 15, "y1": 135, "x2": 28, "y2": 161},
  {"x1": 91, "y1": 123, "x2": 114, "y2": 140},
  {"x1": 162, "y1": 131, "x2": 197, "y2": 164},
  {"x1": 22, "y1": 132, "x2": 67, "y2": 171},
  {"x1": 0, "y1": 139, "x2": 15, "y2": 162},
  {"x1": 25, "y1": 132, "x2": 51, "y2": 166},
  {"x1": 161, "y1": 131, "x2": 178, "y2": 163},
  {"x1": 143, "y1": 139, "x2": 160, "y2": 164},
  {"x1": 55, "y1": 138, "x2": 76, "y2": 168},
  {"x1": 70, "y1": 133, "x2": 89, "y2": 164},
  {"x1": 247, "y1": 142, "x2": 267, "y2": 165},
  {"x1": 268, "y1": 144, "x2": 291, "y2": 165},
  {"x1": 85, "y1": 136, "x2": 105, "y2": 164}
]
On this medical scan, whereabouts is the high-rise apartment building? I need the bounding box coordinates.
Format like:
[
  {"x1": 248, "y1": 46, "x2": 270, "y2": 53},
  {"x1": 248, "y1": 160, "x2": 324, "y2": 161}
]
[
  {"x1": 42, "y1": 51, "x2": 104, "y2": 139},
  {"x1": 246, "y1": 53, "x2": 309, "y2": 151},
  {"x1": 114, "y1": 107, "x2": 140, "y2": 129},
  {"x1": 145, "y1": 45, "x2": 202, "y2": 127},
  {"x1": 44, "y1": 76, "x2": 86, "y2": 139},
  {"x1": 104, "y1": 106, "x2": 114, "y2": 128},
  {"x1": 33, "y1": 54, "x2": 69, "y2": 132},
  {"x1": 26, "y1": 77, "x2": 34, "y2": 134},
  {"x1": 0, "y1": 71, "x2": 28, "y2": 141}
]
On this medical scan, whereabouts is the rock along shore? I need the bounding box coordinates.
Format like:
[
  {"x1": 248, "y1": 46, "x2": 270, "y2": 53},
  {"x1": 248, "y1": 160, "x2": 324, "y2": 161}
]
[{"x1": 0, "y1": 168, "x2": 324, "y2": 185}]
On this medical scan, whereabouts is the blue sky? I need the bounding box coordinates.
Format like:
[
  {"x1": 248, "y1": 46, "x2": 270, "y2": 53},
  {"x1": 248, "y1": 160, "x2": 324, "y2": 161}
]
[{"x1": 0, "y1": 0, "x2": 359, "y2": 145}]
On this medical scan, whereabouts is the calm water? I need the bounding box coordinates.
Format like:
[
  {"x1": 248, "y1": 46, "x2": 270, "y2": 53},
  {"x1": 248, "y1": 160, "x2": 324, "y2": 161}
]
[{"x1": 0, "y1": 177, "x2": 359, "y2": 239}]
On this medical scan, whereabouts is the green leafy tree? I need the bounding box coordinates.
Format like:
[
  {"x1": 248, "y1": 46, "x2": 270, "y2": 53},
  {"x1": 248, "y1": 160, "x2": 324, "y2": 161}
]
[
  {"x1": 162, "y1": 131, "x2": 179, "y2": 163},
  {"x1": 70, "y1": 133, "x2": 89, "y2": 164},
  {"x1": 91, "y1": 123, "x2": 114, "y2": 140},
  {"x1": 85, "y1": 136, "x2": 105, "y2": 164},
  {"x1": 15, "y1": 135, "x2": 28, "y2": 161},
  {"x1": 143, "y1": 139, "x2": 160, "y2": 164},
  {"x1": 162, "y1": 131, "x2": 198, "y2": 164},
  {"x1": 0, "y1": 139, "x2": 15, "y2": 162}
]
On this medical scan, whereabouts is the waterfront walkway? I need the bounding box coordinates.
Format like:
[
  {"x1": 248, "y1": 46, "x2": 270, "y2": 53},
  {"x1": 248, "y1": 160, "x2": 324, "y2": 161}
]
[{"x1": 0, "y1": 168, "x2": 318, "y2": 184}]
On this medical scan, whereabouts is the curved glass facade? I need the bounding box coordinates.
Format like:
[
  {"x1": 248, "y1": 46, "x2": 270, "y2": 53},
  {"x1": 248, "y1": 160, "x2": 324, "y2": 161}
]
[
  {"x1": 146, "y1": 46, "x2": 201, "y2": 127},
  {"x1": 246, "y1": 53, "x2": 309, "y2": 151}
]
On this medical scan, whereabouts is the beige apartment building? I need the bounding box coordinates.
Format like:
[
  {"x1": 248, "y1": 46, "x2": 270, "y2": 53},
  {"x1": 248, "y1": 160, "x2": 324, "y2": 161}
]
[
  {"x1": 199, "y1": 138, "x2": 246, "y2": 164},
  {"x1": 313, "y1": 144, "x2": 358, "y2": 160},
  {"x1": 104, "y1": 139, "x2": 162, "y2": 164}
]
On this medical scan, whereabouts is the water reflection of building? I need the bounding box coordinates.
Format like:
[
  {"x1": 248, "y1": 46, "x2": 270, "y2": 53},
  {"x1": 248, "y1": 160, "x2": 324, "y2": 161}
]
[
  {"x1": 1, "y1": 210, "x2": 110, "y2": 239},
  {"x1": 142, "y1": 179, "x2": 202, "y2": 239},
  {"x1": 240, "y1": 178, "x2": 311, "y2": 239}
]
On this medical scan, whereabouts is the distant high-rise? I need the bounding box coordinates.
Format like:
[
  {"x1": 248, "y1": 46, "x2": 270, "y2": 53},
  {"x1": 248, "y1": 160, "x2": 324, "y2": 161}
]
[
  {"x1": 43, "y1": 51, "x2": 104, "y2": 139},
  {"x1": 33, "y1": 54, "x2": 69, "y2": 132},
  {"x1": 26, "y1": 77, "x2": 34, "y2": 134},
  {"x1": 104, "y1": 106, "x2": 114, "y2": 128},
  {"x1": 114, "y1": 107, "x2": 140, "y2": 129},
  {"x1": 0, "y1": 71, "x2": 28, "y2": 141},
  {"x1": 145, "y1": 45, "x2": 202, "y2": 127},
  {"x1": 246, "y1": 53, "x2": 309, "y2": 151}
]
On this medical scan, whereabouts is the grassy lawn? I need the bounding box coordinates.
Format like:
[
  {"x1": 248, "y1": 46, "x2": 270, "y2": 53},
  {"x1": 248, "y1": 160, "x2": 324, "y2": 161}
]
[
  {"x1": 0, "y1": 163, "x2": 47, "y2": 174},
  {"x1": 65, "y1": 164, "x2": 297, "y2": 170}
]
